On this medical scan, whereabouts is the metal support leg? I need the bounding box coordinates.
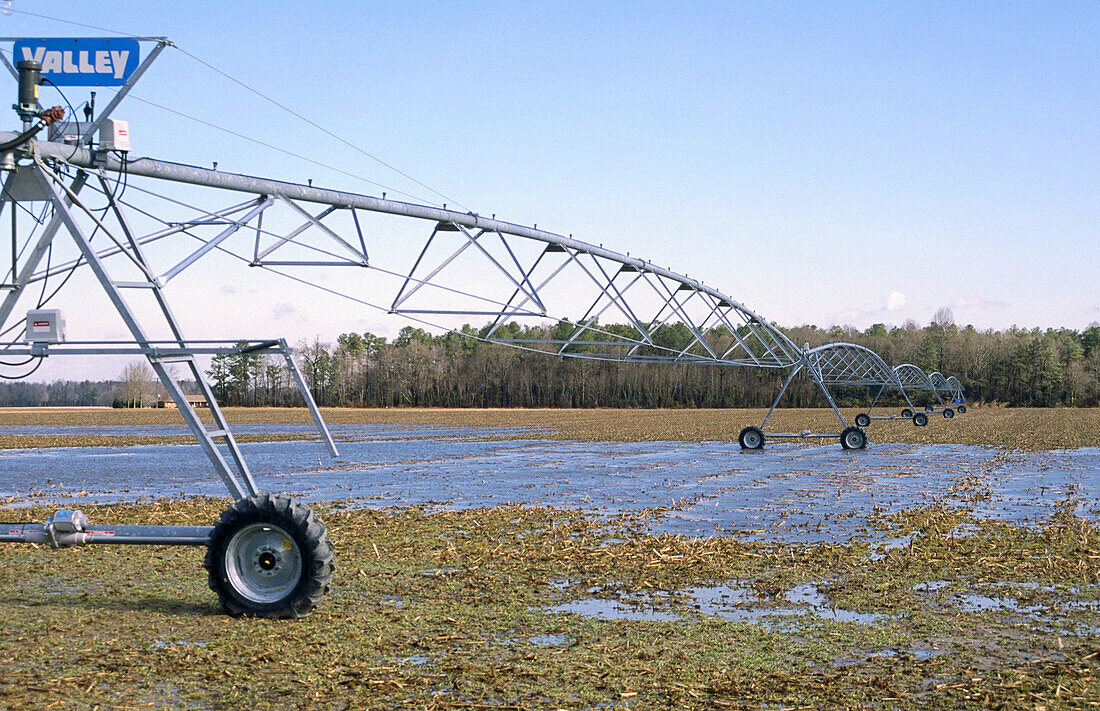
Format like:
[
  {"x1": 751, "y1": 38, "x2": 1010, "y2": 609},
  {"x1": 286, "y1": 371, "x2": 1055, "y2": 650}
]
[
  {"x1": 897, "y1": 386, "x2": 917, "y2": 413},
  {"x1": 98, "y1": 172, "x2": 261, "y2": 497},
  {"x1": 761, "y1": 364, "x2": 801, "y2": 428},
  {"x1": 867, "y1": 385, "x2": 885, "y2": 415},
  {"x1": 280, "y1": 338, "x2": 338, "y2": 456},
  {"x1": 807, "y1": 370, "x2": 848, "y2": 429}
]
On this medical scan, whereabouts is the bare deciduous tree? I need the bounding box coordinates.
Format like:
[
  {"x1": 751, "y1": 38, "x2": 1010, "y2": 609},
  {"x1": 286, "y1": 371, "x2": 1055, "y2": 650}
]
[{"x1": 119, "y1": 360, "x2": 157, "y2": 408}]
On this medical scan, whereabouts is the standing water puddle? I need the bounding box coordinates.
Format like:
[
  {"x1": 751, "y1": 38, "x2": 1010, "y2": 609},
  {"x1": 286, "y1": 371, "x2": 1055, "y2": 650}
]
[
  {"x1": 0, "y1": 423, "x2": 1096, "y2": 544},
  {"x1": 547, "y1": 581, "x2": 885, "y2": 627}
]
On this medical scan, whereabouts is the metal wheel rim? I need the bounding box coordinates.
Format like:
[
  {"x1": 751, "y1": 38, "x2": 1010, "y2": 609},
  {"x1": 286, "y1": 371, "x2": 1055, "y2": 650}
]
[
  {"x1": 224, "y1": 522, "x2": 303, "y2": 604},
  {"x1": 844, "y1": 431, "x2": 864, "y2": 449},
  {"x1": 743, "y1": 431, "x2": 762, "y2": 448},
  {"x1": 856, "y1": 415, "x2": 870, "y2": 427}
]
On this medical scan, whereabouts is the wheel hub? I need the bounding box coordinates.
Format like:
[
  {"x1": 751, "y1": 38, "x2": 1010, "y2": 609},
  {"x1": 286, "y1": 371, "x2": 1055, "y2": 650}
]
[
  {"x1": 224, "y1": 523, "x2": 303, "y2": 603},
  {"x1": 255, "y1": 547, "x2": 280, "y2": 574},
  {"x1": 206, "y1": 493, "x2": 335, "y2": 618}
]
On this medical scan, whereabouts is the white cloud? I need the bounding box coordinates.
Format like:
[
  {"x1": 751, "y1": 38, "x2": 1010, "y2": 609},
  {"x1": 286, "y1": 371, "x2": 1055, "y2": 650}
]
[
  {"x1": 885, "y1": 291, "x2": 907, "y2": 311},
  {"x1": 832, "y1": 291, "x2": 910, "y2": 327}
]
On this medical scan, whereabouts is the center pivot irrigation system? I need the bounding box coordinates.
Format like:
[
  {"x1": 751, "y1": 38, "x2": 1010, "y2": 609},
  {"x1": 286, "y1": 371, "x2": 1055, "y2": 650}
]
[{"x1": 0, "y1": 37, "x2": 965, "y2": 617}]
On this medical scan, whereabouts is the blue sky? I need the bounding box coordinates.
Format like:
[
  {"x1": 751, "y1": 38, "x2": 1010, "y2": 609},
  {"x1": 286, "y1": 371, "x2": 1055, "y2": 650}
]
[{"x1": 2, "y1": 1, "x2": 1097, "y2": 379}]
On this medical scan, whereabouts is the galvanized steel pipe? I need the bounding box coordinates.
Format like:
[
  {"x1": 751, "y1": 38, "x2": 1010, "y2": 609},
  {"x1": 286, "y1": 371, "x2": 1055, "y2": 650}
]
[{"x1": 5, "y1": 133, "x2": 798, "y2": 358}]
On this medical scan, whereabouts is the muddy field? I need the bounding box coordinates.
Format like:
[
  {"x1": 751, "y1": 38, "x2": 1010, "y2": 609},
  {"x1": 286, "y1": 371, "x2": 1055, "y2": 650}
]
[
  {"x1": 0, "y1": 407, "x2": 1097, "y2": 709},
  {"x1": 1, "y1": 405, "x2": 1099, "y2": 450}
]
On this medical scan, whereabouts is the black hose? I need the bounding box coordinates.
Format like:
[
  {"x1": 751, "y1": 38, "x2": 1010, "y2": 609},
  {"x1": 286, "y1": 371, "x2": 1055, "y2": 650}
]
[
  {"x1": 0, "y1": 106, "x2": 65, "y2": 153},
  {"x1": 0, "y1": 124, "x2": 44, "y2": 152}
]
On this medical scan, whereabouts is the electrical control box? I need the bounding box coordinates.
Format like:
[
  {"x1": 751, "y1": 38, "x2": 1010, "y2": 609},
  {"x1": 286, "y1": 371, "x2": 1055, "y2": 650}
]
[
  {"x1": 48, "y1": 121, "x2": 92, "y2": 144},
  {"x1": 100, "y1": 118, "x2": 130, "y2": 151},
  {"x1": 25, "y1": 309, "x2": 65, "y2": 343}
]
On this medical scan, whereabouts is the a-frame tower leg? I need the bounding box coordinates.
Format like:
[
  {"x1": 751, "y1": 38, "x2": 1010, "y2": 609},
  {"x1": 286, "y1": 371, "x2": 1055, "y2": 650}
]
[{"x1": 32, "y1": 161, "x2": 259, "y2": 500}]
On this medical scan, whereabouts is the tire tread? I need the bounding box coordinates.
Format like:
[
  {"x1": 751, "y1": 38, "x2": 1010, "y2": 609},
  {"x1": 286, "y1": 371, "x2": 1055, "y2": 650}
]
[{"x1": 204, "y1": 493, "x2": 334, "y2": 619}]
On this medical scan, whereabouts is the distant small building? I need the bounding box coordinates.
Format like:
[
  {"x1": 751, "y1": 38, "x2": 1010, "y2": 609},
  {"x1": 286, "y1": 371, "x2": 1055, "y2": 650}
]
[{"x1": 157, "y1": 393, "x2": 210, "y2": 408}]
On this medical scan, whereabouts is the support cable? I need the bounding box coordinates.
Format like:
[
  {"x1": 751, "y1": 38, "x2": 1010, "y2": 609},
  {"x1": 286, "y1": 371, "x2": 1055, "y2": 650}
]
[
  {"x1": 125, "y1": 94, "x2": 434, "y2": 206},
  {"x1": 3, "y1": 29, "x2": 467, "y2": 210},
  {"x1": 3, "y1": 7, "x2": 146, "y2": 37},
  {"x1": 169, "y1": 46, "x2": 471, "y2": 213}
]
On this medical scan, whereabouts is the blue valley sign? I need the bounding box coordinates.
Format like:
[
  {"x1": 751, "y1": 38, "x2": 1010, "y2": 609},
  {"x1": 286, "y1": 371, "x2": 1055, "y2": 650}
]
[{"x1": 13, "y1": 37, "x2": 139, "y2": 86}]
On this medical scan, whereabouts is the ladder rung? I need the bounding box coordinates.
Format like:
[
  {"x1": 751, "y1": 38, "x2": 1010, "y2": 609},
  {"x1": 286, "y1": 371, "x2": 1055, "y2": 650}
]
[
  {"x1": 149, "y1": 354, "x2": 194, "y2": 364},
  {"x1": 113, "y1": 281, "x2": 158, "y2": 289}
]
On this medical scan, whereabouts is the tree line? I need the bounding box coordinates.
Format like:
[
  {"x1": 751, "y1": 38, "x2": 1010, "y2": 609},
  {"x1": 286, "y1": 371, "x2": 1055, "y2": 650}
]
[
  {"x1": 205, "y1": 312, "x2": 1100, "y2": 409},
  {"x1": 0, "y1": 363, "x2": 162, "y2": 408},
  {"x1": 1, "y1": 313, "x2": 1097, "y2": 409}
]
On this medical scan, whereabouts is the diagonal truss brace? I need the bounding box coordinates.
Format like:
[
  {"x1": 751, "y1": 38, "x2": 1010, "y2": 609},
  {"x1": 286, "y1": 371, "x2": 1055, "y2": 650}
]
[
  {"x1": 252, "y1": 197, "x2": 369, "y2": 267},
  {"x1": 32, "y1": 161, "x2": 257, "y2": 499},
  {"x1": 162, "y1": 196, "x2": 274, "y2": 283},
  {"x1": 391, "y1": 222, "x2": 546, "y2": 316},
  {"x1": 867, "y1": 364, "x2": 945, "y2": 415}
]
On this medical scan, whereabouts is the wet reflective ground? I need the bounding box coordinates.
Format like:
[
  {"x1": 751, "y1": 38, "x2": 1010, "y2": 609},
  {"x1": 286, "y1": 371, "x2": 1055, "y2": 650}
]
[
  {"x1": 1, "y1": 419, "x2": 1098, "y2": 707},
  {"x1": 1, "y1": 422, "x2": 1096, "y2": 544}
]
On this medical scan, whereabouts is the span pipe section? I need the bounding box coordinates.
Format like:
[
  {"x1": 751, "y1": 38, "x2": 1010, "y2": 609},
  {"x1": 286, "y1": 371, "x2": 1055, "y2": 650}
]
[{"x1": 12, "y1": 135, "x2": 802, "y2": 370}]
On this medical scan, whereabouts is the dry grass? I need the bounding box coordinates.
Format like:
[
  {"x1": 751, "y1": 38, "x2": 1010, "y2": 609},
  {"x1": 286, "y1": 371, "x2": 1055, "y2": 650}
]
[
  {"x1": 0, "y1": 501, "x2": 1096, "y2": 709},
  {"x1": 1, "y1": 405, "x2": 1098, "y2": 450}
]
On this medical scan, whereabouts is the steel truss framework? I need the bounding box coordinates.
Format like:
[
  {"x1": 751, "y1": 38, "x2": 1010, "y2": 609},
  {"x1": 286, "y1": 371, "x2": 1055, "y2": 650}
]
[
  {"x1": 3, "y1": 138, "x2": 968, "y2": 452},
  {"x1": 0, "y1": 144, "x2": 340, "y2": 616},
  {"x1": 932, "y1": 373, "x2": 967, "y2": 409},
  {"x1": 0, "y1": 157, "x2": 337, "y2": 500},
  {"x1": 7, "y1": 144, "x2": 804, "y2": 372},
  {"x1": 945, "y1": 376, "x2": 966, "y2": 404},
  {"x1": 928, "y1": 371, "x2": 951, "y2": 396},
  {"x1": 864, "y1": 363, "x2": 945, "y2": 419},
  {"x1": 0, "y1": 37, "x2": 954, "y2": 458},
  {"x1": 894, "y1": 363, "x2": 942, "y2": 397},
  {"x1": 862, "y1": 365, "x2": 968, "y2": 425}
]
